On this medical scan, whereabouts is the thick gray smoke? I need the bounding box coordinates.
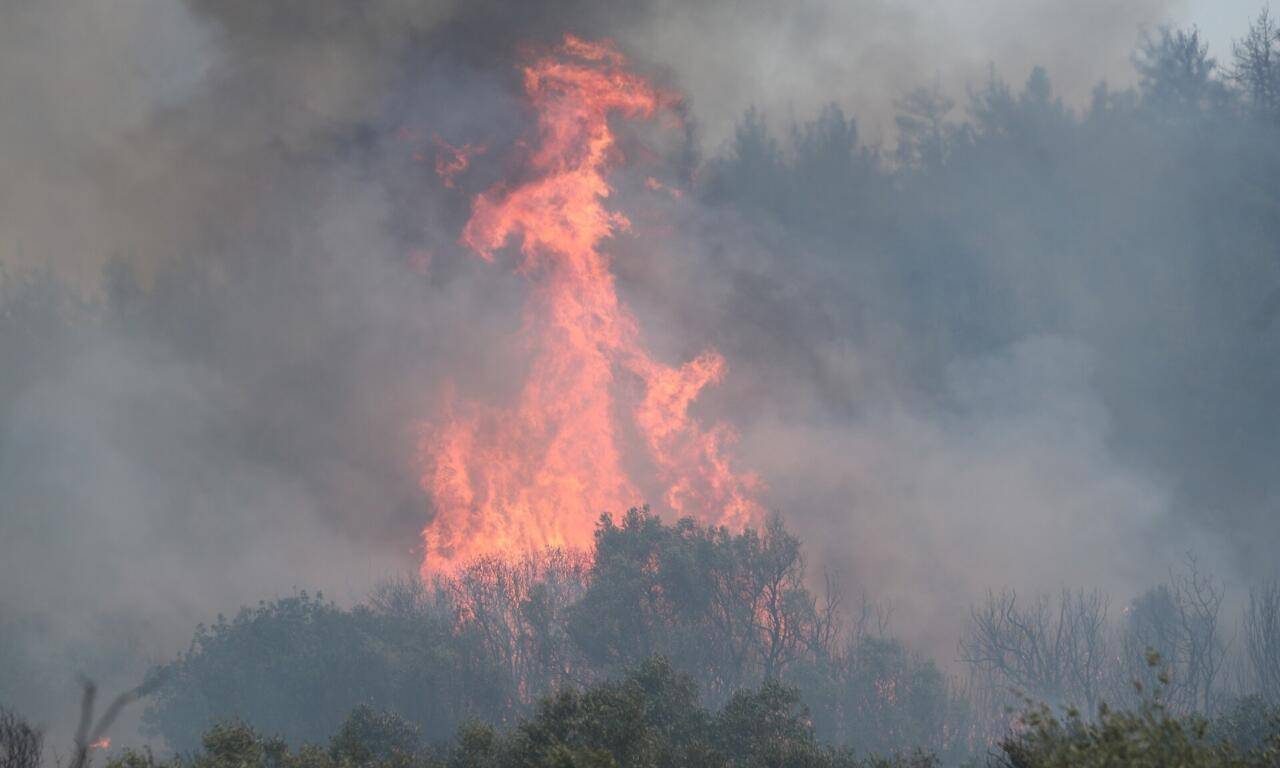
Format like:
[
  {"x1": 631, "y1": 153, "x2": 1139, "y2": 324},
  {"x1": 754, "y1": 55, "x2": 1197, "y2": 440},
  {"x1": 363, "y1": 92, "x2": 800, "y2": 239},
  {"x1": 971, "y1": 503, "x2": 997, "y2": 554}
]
[{"x1": 2, "y1": 0, "x2": 1257, "y2": 746}]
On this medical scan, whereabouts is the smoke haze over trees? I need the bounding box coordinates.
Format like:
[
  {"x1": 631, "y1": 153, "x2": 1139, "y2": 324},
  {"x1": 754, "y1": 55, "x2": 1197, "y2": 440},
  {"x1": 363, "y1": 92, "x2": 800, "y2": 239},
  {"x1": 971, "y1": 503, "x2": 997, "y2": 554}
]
[{"x1": 6, "y1": 0, "x2": 1280, "y2": 762}]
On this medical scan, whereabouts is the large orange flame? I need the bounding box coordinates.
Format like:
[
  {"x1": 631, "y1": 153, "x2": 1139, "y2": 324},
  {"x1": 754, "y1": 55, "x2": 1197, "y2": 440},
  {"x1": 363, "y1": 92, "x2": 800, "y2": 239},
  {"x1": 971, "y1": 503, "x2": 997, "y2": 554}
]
[{"x1": 419, "y1": 35, "x2": 762, "y2": 574}]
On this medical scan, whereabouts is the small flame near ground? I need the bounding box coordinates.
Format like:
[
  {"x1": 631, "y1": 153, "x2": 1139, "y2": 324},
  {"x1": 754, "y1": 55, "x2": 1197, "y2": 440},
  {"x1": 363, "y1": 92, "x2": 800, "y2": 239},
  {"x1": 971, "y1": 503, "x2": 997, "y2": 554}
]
[
  {"x1": 418, "y1": 35, "x2": 763, "y2": 574},
  {"x1": 90, "y1": 738, "x2": 111, "y2": 750}
]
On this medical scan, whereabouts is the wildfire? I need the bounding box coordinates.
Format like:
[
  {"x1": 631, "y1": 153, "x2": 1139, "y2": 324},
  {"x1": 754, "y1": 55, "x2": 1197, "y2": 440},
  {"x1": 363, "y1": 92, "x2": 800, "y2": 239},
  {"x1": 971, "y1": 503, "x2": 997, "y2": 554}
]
[
  {"x1": 418, "y1": 35, "x2": 762, "y2": 573},
  {"x1": 90, "y1": 738, "x2": 110, "y2": 750}
]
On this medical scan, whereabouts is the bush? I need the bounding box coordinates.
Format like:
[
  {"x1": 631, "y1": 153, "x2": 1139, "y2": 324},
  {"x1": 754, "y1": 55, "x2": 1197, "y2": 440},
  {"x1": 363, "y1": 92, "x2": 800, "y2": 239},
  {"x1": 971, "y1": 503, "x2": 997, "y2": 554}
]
[{"x1": 996, "y1": 691, "x2": 1280, "y2": 767}]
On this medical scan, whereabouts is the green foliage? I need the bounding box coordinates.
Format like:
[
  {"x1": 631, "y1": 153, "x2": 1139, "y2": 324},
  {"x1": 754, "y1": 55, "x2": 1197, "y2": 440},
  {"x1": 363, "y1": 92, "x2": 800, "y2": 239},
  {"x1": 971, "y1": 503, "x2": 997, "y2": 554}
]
[
  {"x1": 329, "y1": 706, "x2": 420, "y2": 765},
  {"x1": 143, "y1": 589, "x2": 507, "y2": 750},
  {"x1": 1209, "y1": 695, "x2": 1280, "y2": 754},
  {"x1": 118, "y1": 660, "x2": 942, "y2": 768},
  {"x1": 142, "y1": 512, "x2": 963, "y2": 761},
  {"x1": 995, "y1": 699, "x2": 1269, "y2": 768},
  {"x1": 114, "y1": 710, "x2": 424, "y2": 768},
  {"x1": 996, "y1": 655, "x2": 1280, "y2": 768},
  {"x1": 798, "y1": 635, "x2": 966, "y2": 761},
  {"x1": 144, "y1": 593, "x2": 367, "y2": 749},
  {"x1": 197, "y1": 721, "x2": 265, "y2": 768},
  {"x1": 95, "y1": 590, "x2": 1280, "y2": 768},
  {"x1": 104, "y1": 747, "x2": 168, "y2": 768},
  {"x1": 449, "y1": 657, "x2": 943, "y2": 768},
  {"x1": 711, "y1": 680, "x2": 823, "y2": 767},
  {"x1": 568, "y1": 508, "x2": 827, "y2": 698}
]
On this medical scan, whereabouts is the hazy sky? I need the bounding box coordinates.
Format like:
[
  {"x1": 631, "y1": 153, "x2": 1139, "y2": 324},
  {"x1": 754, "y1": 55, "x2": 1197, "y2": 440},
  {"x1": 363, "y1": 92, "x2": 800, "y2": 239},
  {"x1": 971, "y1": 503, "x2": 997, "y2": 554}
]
[{"x1": 1183, "y1": 0, "x2": 1267, "y2": 62}]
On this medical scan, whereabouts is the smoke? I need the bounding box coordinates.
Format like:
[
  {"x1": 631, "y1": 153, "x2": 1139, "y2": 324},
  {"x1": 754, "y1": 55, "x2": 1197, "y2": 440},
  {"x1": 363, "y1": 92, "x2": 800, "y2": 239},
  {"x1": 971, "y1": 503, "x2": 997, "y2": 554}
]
[
  {"x1": 1, "y1": 0, "x2": 1248, "y2": 746},
  {"x1": 741, "y1": 337, "x2": 1176, "y2": 658},
  {"x1": 613, "y1": 0, "x2": 1182, "y2": 146},
  {"x1": 607, "y1": 174, "x2": 1235, "y2": 660}
]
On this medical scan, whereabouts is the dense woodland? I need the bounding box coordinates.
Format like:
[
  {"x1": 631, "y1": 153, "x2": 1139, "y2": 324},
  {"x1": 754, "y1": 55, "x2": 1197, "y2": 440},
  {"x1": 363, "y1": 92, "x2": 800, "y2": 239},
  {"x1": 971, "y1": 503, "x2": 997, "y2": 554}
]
[
  {"x1": 109, "y1": 512, "x2": 1280, "y2": 763},
  {"x1": 6, "y1": 512, "x2": 1280, "y2": 766},
  {"x1": 9, "y1": 10, "x2": 1280, "y2": 768}
]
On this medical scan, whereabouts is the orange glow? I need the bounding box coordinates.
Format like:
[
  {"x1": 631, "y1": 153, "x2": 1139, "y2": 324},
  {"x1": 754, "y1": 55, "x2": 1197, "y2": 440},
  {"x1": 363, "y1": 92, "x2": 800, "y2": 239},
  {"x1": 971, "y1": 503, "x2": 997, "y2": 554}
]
[
  {"x1": 644, "y1": 176, "x2": 684, "y2": 199},
  {"x1": 433, "y1": 136, "x2": 486, "y2": 189},
  {"x1": 90, "y1": 738, "x2": 111, "y2": 750},
  {"x1": 419, "y1": 35, "x2": 762, "y2": 573},
  {"x1": 407, "y1": 248, "x2": 433, "y2": 276}
]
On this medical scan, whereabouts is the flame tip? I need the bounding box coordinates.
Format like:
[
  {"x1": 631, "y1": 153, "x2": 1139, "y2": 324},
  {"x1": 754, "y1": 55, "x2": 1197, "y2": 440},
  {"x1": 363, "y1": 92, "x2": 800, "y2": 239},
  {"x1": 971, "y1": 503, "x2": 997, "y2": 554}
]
[{"x1": 419, "y1": 37, "x2": 760, "y2": 572}]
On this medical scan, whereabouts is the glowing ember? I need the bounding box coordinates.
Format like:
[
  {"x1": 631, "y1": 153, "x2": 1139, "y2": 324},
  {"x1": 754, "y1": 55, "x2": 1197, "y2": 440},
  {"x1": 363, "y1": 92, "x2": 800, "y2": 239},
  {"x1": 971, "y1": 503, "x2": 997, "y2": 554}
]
[
  {"x1": 644, "y1": 176, "x2": 684, "y2": 198},
  {"x1": 433, "y1": 136, "x2": 486, "y2": 188},
  {"x1": 418, "y1": 35, "x2": 762, "y2": 573}
]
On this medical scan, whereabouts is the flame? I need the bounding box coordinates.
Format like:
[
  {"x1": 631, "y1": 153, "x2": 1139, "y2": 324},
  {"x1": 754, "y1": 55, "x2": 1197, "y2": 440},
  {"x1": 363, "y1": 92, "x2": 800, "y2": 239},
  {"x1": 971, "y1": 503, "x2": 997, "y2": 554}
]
[
  {"x1": 419, "y1": 35, "x2": 762, "y2": 573},
  {"x1": 90, "y1": 738, "x2": 110, "y2": 750}
]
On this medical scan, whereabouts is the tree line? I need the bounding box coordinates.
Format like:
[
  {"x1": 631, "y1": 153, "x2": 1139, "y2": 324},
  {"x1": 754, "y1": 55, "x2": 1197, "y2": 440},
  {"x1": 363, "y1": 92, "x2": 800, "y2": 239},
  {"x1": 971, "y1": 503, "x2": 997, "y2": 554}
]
[
  {"x1": 67, "y1": 508, "x2": 1280, "y2": 763},
  {"x1": 138, "y1": 510, "x2": 969, "y2": 761}
]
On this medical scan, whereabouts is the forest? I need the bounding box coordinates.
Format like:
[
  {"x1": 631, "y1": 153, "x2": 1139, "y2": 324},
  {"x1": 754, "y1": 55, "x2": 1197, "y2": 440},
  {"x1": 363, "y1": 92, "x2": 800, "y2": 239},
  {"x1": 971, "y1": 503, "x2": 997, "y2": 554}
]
[
  {"x1": 117, "y1": 512, "x2": 1280, "y2": 764},
  {"x1": 7, "y1": 512, "x2": 1280, "y2": 766},
  {"x1": 7, "y1": 4, "x2": 1280, "y2": 767}
]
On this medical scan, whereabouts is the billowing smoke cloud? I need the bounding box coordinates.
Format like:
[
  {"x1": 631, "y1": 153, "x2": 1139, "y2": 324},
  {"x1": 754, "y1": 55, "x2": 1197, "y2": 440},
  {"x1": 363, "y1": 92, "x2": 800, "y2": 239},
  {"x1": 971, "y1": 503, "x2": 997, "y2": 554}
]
[{"x1": 2, "y1": 0, "x2": 1246, "y2": 747}]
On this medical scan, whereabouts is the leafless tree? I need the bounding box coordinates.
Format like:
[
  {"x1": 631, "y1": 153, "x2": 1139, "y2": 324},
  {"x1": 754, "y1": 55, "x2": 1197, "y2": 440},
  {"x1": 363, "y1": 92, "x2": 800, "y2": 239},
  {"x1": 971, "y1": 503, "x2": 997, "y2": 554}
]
[
  {"x1": 68, "y1": 676, "x2": 160, "y2": 768},
  {"x1": 753, "y1": 516, "x2": 815, "y2": 679},
  {"x1": 807, "y1": 572, "x2": 845, "y2": 658},
  {"x1": 1116, "y1": 556, "x2": 1226, "y2": 714},
  {"x1": 1174, "y1": 556, "x2": 1227, "y2": 713},
  {"x1": 960, "y1": 588, "x2": 1110, "y2": 712},
  {"x1": 1245, "y1": 580, "x2": 1280, "y2": 705},
  {"x1": 435, "y1": 547, "x2": 591, "y2": 707},
  {"x1": 1060, "y1": 589, "x2": 1111, "y2": 713},
  {"x1": 852, "y1": 591, "x2": 894, "y2": 641},
  {"x1": 368, "y1": 572, "x2": 433, "y2": 617},
  {"x1": 0, "y1": 707, "x2": 41, "y2": 768}
]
